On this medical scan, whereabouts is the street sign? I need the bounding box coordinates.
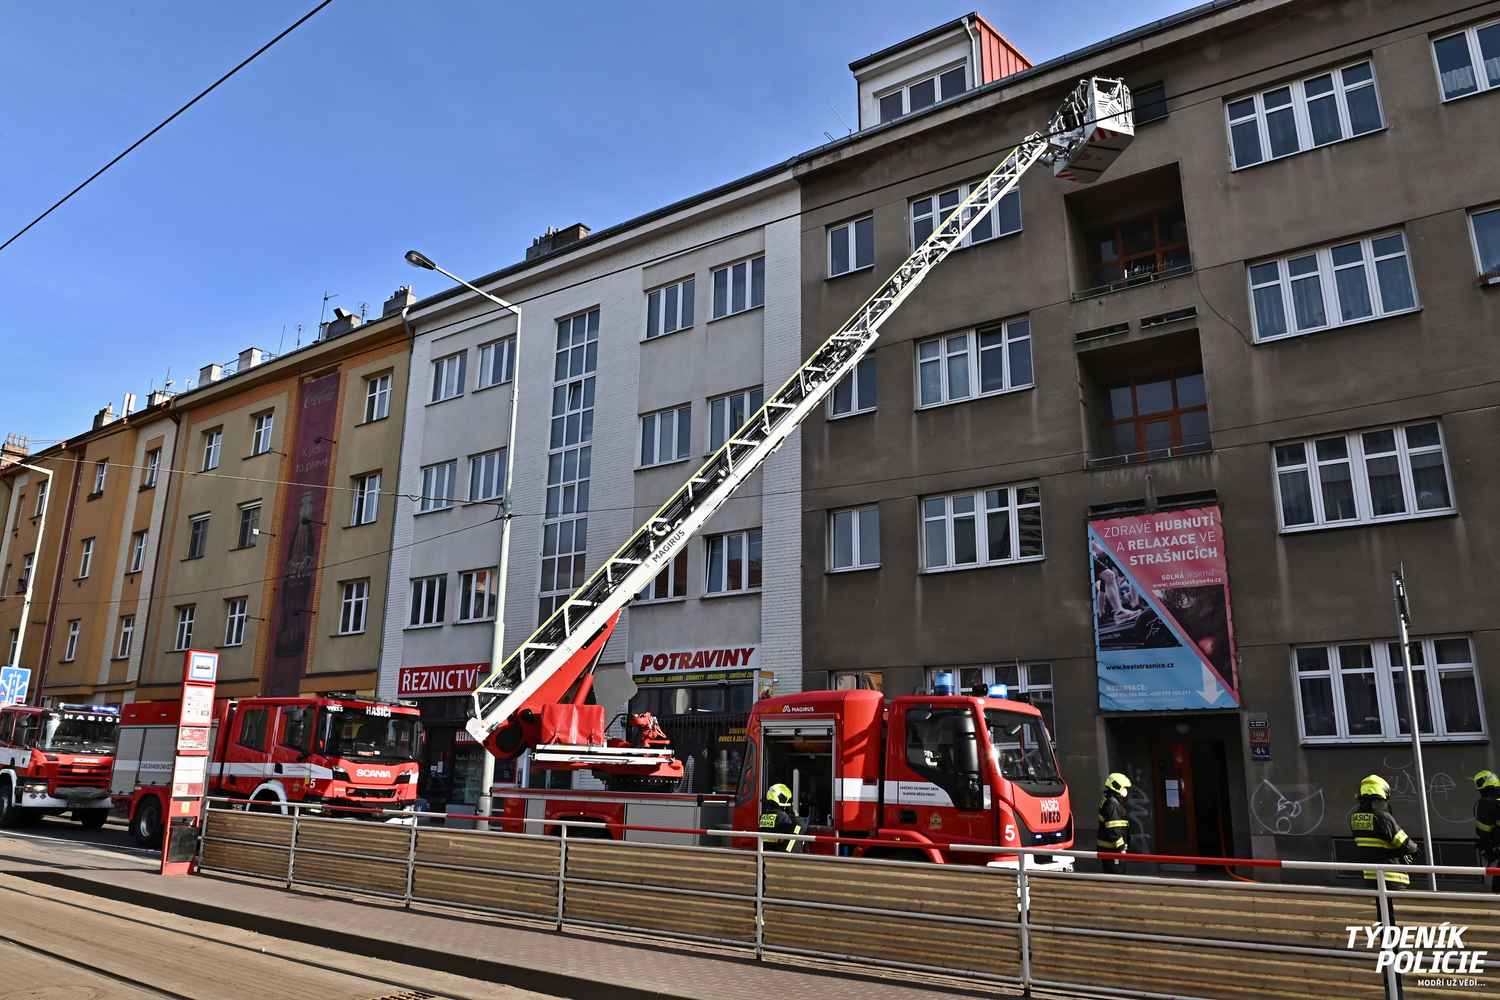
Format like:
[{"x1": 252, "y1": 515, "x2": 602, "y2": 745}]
[
  {"x1": 161, "y1": 649, "x2": 218, "y2": 876},
  {"x1": 0, "y1": 665, "x2": 30, "y2": 705}
]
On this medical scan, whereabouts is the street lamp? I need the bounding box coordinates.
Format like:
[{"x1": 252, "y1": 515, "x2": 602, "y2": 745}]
[{"x1": 405, "y1": 249, "x2": 522, "y2": 824}]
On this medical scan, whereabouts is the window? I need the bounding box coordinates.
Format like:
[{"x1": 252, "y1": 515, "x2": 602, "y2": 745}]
[
  {"x1": 1227, "y1": 60, "x2": 1382, "y2": 170},
  {"x1": 143, "y1": 449, "x2": 160, "y2": 488},
  {"x1": 6, "y1": 629, "x2": 17, "y2": 664},
  {"x1": 77, "y1": 538, "x2": 94, "y2": 579},
  {"x1": 33, "y1": 480, "x2": 47, "y2": 517},
  {"x1": 704, "y1": 528, "x2": 762, "y2": 595},
  {"x1": 409, "y1": 575, "x2": 446, "y2": 627},
  {"x1": 237, "y1": 708, "x2": 268, "y2": 752},
  {"x1": 92, "y1": 459, "x2": 108, "y2": 495},
  {"x1": 1132, "y1": 81, "x2": 1168, "y2": 124},
  {"x1": 418, "y1": 461, "x2": 457, "y2": 513},
  {"x1": 249, "y1": 412, "x2": 274, "y2": 456},
  {"x1": 115, "y1": 615, "x2": 134, "y2": 658},
  {"x1": 646, "y1": 277, "x2": 695, "y2": 338},
  {"x1": 468, "y1": 450, "x2": 506, "y2": 502},
  {"x1": 338, "y1": 580, "x2": 368, "y2": 635},
  {"x1": 640, "y1": 405, "x2": 691, "y2": 467},
  {"x1": 1431, "y1": 19, "x2": 1500, "y2": 101},
  {"x1": 128, "y1": 531, "x2": 147, "y2": 573},
  {"x1": 916, "y1": 318, "x2": 1032, "y2": 408},
  {"x1": 1470, "y1": 206, "x2": 1500, "y2": 282},
  {"x1": 904, "y1": 705, "x2": 984, "y2": 811},
  {"x1": 236, "y1": 502, "x2": 261, "y2": 549},
  {"x1": 1103, "y1": 372, "x2": 1209, "y2": 459},
  {"x1": 829, "y1": 355, "x2": 877, "y2": 418},
  {"x1": 187, "y1": 515, "x2": 210, "y2": 560},
  {"x1": 1274, "y1": 421, "x2": 1454, "y2": 531},
  {"x1": 829, "y1": 505, "x2": 879, "y2": 571},
  {"x1": 223, "y1": 597, "x2": 247, "y2": 647},
  {"x1": 925, "y1": 663, "x2": 1057, "y2": 738},
  {"x1": 351, "y1": 472, "x2": 380, "y2": 525},
  {"x1": 174, "y1": 605, "x2": 195, "y2": 651},
  {"x1": 1293, "y1": 636, "x2": 1485, "y2": 743},
  {"x1": 364, "y1": 372, "x2": 392, "y2": 422},
  {"x1": 478, "y1": 337, "x2": 516, "y2": 388},
  {"x1": 431, "y1": 351, "x2": 467, "y2": 402},
  {"x1": 708, "y1": 388, "x2": 764, "y2": 451},
  {"x1": 910, "y1": 183, "x2": 1021, "y2": 249},
  {"x1": 541, "y1": 309, "x2": 600, "y2": 621},
  {"x1": 280, "y1": 706, "x2": 312, "y2": 753},
  {"x1": 710, "y1": 256, "x2": 765, "y2": 319},
  {"x1": 456, "y1": 569, "x2": 498, "y2": 622},
  {"x1": 202, "y1": 428, "x2": 222, "y2": 471},
  {"x1": 19, "y1": 553, "x2": 32, "y2": 592},
  {"x1": 637, "y1": 549, "x2": 688, "y2": 603},
  {"x1": 1249, "y1": 232, "x2": 1417, "y2": 341},
  {"x1": 828, "y1": 216, "x2": 874, "y2": 277},
  {"x1": 922, "y1": 483, "x2": 1043, "y2": 571},
  {"x1": 63, "y1": 620, "x2": 80, "y2": 662},
  {"x1": 1087, "y1": 208, "x2": 1190, "y2": 288},
  {"x1": 878, "y1": 64, "x2": 967, "y2": 123},
  {"x1": 832, "y1": 670, "x2": 884, "y2": 692}
]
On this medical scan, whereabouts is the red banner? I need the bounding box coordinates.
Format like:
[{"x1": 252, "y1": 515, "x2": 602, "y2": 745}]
[{"x1": 398, "y1": 663, "x2": 485, "y2": 698}]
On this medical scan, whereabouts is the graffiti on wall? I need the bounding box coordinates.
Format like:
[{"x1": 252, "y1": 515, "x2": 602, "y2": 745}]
[
  {"x1": 1252, "y1": 754, "x2": 1480, "y2": 837},
  {"x1": 1250, "y1": 780, "x2": 1326, "y2": 836},
  {"x1": 1126, "y1": 762, "x2": 1153, "y2": 852}
]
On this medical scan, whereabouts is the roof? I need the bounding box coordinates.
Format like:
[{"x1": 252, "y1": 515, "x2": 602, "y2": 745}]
[{"x1": 848, "y1": 12, "x2": 976, "y2": 73}]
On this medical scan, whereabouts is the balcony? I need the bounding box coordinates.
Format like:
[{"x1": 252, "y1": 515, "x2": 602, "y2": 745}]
[
  {"x1": 1079, "y1": 330, "x2": 1212, "y2": 469},
  {"x1": 1067, "y1": 164, "x2": 1192, "y2": 302}
]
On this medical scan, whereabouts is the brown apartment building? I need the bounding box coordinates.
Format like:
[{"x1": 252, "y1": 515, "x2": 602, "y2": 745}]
[
  {"x1": 138, "y1": 293, "x2": 413, "y2": 702},
  {"x1": 797, "y1": 0, "x2": 1500, "y2": 870}
]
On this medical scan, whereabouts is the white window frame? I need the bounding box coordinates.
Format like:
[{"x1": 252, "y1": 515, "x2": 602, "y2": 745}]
[
  {"x1": 128, "y1": 531, "x2": 146, "y2": 573},
  {"x1": 115, "y1": 614, "x2": 134, "y2": 659},
  {"x1": 708, "y1": 388, "x2": 764, "y2": 452},
  {"x1": 636, "y1": 549, "x2": 688, "y2": 604},
  {"x1": 704, "y1": 528, "x2": 762, "y2": 596},
  {"x1": 364, "y1": 372, "x2": 392, "y2": 422},
  {"x1": 1469, "y1": 205, "x2": 1500, "y2": 284},
  {"x1": 63, "y1": 620, "x2": 80, "y2": 662},
  {"x1": 338, "y1": 580, "x2": 369, "y2": 635},
  {"x1": 639, "y1": 405, "x2": 692, "y2": 468},
  {"x1": 92, "y1": 459, "x2": 108, "y2": 495},
  {"x1": 1248, "y1": 231, "x2": 1418, "y2": 342},
  {"x1": 477, "y1": 337, "x2": 517, "y2": 389},
  {"x1": 187, "y1": 514, "x2": 210, "y2": 560},
  {"x1": 6, "y1": 629, "x2": 16, "y2": 664},
  {"x1": 237, "y1": 502, "x2": 261, "y2": 549},
  {"x1": 78, "y1": 537, "x2": 94, "y2": 579},
  {"x1": 829, "y1": 355, "x2": 877, "y2": 419},
  {"x1": 468, "y1": 450, "x2": 506, "y2": 502},
  {"x1": 143, "y1": 449, "x2": 160, "y2": 488},
  {"x1": 909, "y1": 182, "x2": 1021, "y2": 250},
  {"x1": 408, "y1": 575, "x2": 447, "y2": 628},
  {"x1": 174, "y1": 605, "x2": 195, "y2": 651},
  {"x1": 1430, "y1": 18, "x2": 1500, "y2": 102},
  {"x1": 351, "y1": 472, "x2": 381, "y2": 526},
  {"x1": 924, "y1": 662, "x2": 1057, "y2": 738},
  {"x1": 456, "y1": 568, "x2": 498, "y2": 623},
  {"x1": 250, "y1": 411, "x2": 274, "y2": 456},
  {"x1": 1225, "y1": 59, "x2": 1384, "y2": 170},
  {"x1": 418, "y1": 460, "x2": 457, "y2": 514},
  {"x1": 827, "y1": 215, "x2": 874, "y2": 278},
  {"x1": 645, "y1": 276, "x2": 695, "y2": 339},
  {"x1": 876, "y1": 61, "x2": 968, "y2": 122},
  {"x1": 431, "y1": 351, "x2": 467, "y2": 403},
  {"x1": 34, "y1": 480, "x2": 47, "y2": 516},
  {"x1": 828, "y1": 505, "x2": 880, "y2": 572},
  {"x1": 921, "y1": 483, "x2": 1044, "y2": 573},
  {"x1": 1292, "y1": 636, "x2": 1487, "y2": 744},
  {"x1": 915, "y1": 317, "x2": 1033, "y2": 408},
  {"x1": 223, "y1": 597, "x2": 247, "y2": 647},
  {"x1": 202, "y1": 428, "x2": 222, "y2": 471},
  {"x1": 710, "y1": 256, "x2": 765, "y2": 319},
  {"x1": 1272, "y1": 421, "x2": 1455, "y2": 532}
]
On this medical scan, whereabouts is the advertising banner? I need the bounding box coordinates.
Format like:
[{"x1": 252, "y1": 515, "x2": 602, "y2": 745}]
[
  {"x1": 398, "y1": 663, "x2": 485, "y2": 698},
  {"x1": 1089, "y1": 505, "x2": 1239, "y2": 711}
]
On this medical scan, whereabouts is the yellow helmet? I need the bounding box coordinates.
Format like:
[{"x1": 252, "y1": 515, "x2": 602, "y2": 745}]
[
  {"x1": 1104, "y1": 772, "x2": 1131, "y2": 796},
  {"x1": 1359, "y1": 774, "x2": 1391, "y2": 798},
  {"x1": 766, "y1": 783, "x2": 793, "y2": 807},
  {"x1": 1475, "y1": 769, "x2": 1500, "y2": 791}
]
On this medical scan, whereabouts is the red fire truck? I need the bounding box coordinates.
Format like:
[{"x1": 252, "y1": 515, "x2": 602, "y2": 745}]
[
  {"x1": 111, "y1": 694, "x2": 421, "y2": 846},
  {"x1": 0, "y1": 703, "x2": 118, "y2": 828}
]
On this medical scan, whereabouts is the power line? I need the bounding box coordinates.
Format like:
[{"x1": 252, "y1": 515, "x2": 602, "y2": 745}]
[{"x1": 0, "y1": 0, "x2": 335, "y2": 255}]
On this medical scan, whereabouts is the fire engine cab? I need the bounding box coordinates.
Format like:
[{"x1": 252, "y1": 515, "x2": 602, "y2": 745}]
[
  {"x1": 112, "y1": 694, "x2": 421, "y2": 846},
  {"x1": 0, "y1": 703, "x2": 118, "y2": 828}
]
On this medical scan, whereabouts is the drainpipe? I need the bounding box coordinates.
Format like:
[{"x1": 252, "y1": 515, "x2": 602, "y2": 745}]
[{"x1": 962, "y1": 14, "x2": 983, "y2": 88}]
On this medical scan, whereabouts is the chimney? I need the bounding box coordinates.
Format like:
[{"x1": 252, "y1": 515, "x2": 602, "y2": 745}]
[
  {"x1": 320, "y1": 306, "x2": 362, "y2": 340},
  {"x1": 198, "y1": 363, "x2": 223, "y2": 385},
  {"x1": 92, "y1": 403, "x2": 117, "y2": 429},
  {"x1": 0, "y1": 433, "x2": 28, "y2": 472},
  {"x1": 525, "y1": 222, "x2": 590, "y2": 261},
  {"x1": 146, "y1": 389, "x2": 171, "y2": 408},
  {"x1": 382, "y1": 285, "x2": 415, "y2": 317},
  {"x1": 237, "y1": 347, "x2": 264, "y2": 371}
]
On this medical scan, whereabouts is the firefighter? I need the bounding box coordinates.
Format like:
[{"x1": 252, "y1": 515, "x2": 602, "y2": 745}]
[
  {"x1": 1474, "y1": 769, "x2": 1500, "y2": 893},
  {"x1": 759, "y1": 783, "x2": 803, "y2": 853},
  {"x1": 1350, "y1": 774, "x2": 1420, "y2": 896},
  {"x1": 1097, "y1": 772, "x2": 1132, "y2": 874}
]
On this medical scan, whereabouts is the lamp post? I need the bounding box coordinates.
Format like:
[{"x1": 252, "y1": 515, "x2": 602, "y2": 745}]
[
  {"x1": 405, "y1": 250, "x2": 521, "y2": 823},
  {"x1": 8, "y1": 462, "x2": 54, "y2": 706}
]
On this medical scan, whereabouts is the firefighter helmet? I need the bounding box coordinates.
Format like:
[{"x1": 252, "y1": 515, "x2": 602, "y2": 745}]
[
  {"x1": 1475, "y1": 769, "x2": 1500, "y2": 791},
  {"x1": 1104, "y1": 772, "x2": 1131, "y2": 796},
  {"x1": 1359, "y1": 774, "x2": 1391, "y2": 799},
  {"x1": 766, "y1": 783, "x2": 793, "y2": 807}
]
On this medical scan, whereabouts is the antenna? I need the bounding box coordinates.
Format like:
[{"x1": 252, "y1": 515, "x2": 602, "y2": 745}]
[
  {"x1": 319, "y1": 291, "x2": 338, "y2": 330},
  {"x1": 277, "y1": 322, "x2": 287, "y2": 356},
  {"x1": 828, "y1": 102, "x2": 854, "y2": 136}
]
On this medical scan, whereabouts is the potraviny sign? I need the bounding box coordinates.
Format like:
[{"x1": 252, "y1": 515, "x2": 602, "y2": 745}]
[
  {"x1": 631, "y1": 645, "x2": 760, "y2": 685},
  {"x1": 1089, "y1": 505, "x2": 1239, "y2": 711}
]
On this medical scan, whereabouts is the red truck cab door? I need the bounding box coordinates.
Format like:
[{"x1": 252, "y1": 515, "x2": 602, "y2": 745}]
[
  {"x1": 220, "y1": 703, "x2": 272, "y2": 798},
  {"x1": 270, "y1": 704, "x2": 314, "y2": 790},
  {"x1": 884, "y1": 699, "x2": 995, "y2": 849}
]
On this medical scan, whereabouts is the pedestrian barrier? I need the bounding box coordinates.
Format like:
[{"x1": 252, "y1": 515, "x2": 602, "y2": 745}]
[{"x1": 196, "y1": 799, "x2": 1500, "y2": 1000}]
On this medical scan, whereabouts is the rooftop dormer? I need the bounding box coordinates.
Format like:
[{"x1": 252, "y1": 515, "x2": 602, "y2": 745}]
[{"x1": 850, "y1": 11, "x2": 1030, "y2": 130}]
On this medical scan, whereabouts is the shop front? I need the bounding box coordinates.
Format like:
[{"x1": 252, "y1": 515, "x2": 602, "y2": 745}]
[{"x1": 395, "y1": 662, "x2": 515, "y2": 817}]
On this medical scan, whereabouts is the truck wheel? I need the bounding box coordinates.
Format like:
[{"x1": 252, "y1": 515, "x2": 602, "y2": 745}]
[
  {"x1": 0, "y1": 779, "x2": 17, "y2": 829},
  {"x1": 131, "y1": 798, "x2": 162, "y2": 847},
  {"x1": 77, "y1": 809, "x2": 110, "y2": 831}
]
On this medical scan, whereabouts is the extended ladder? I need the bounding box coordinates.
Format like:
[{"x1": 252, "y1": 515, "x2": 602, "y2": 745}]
[{"x1": 466, "y1": 77, "x2": 1134, "y2": 750}]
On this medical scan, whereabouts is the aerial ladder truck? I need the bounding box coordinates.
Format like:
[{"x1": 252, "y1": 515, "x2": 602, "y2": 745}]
[{"x1": 465, "y1": 78, "x2": 1136, "y2": 860}]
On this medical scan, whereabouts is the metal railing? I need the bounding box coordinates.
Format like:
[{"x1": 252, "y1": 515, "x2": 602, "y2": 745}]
[{"x1": 195, "y1": 798, "x2": 1499, "y2": 1000}]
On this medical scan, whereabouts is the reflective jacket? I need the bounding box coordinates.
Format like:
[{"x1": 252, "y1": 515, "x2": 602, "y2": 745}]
[
  {"x1": 759, "y1": 804, "x2": 801, "y2": 853},
  {"x1": 1350, "y1": 795, "x2": 1413, "y2": 886},
  {"x1": 1097, "y1": 791, "x2": 1130, "y2": 852},
  {"x1": 1477, "y1": 788, "x2": 1500, "y2": 856}
]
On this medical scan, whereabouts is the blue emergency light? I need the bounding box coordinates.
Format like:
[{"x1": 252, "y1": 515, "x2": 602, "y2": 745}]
[{"x1": 988, "y1": 683, "x2": 1010, "y2": 699}]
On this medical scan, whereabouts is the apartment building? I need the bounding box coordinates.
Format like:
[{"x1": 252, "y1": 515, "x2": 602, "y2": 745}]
[
  {"x1": 378, "y1": 177, "x2": 802, "y2": 810},
  {"x1": 139, "y1": 301, "x2": 411, "y2": 701},
  {"x1": 796, "y1": 0, "x2": 1500, "y2": 868}
]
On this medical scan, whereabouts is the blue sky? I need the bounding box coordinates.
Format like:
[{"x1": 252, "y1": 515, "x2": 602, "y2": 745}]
[{"x1": 0, "y1": 1, "x2": 1188, "y2": 442}]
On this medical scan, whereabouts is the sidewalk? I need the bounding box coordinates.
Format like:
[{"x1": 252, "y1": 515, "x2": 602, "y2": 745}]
[{"x1": 17, "y1": 861, "x2": 1007, "y2": 1000}]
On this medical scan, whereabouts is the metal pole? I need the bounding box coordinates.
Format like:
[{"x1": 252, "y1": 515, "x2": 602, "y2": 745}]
[
  {"x1": 1392, "y1": 568, "x2": 1437, "y2": 891},
  {"x1": 286, "y1": 802, "x2": 301, "y2": 888},
  {"x1": 1017, "y1": 851, "x2": 1033, "y2": 995},
  {"x1": 1376, "y1": 869, "x2": 1398, "y2": 1000},
  {"x1": 8, "y1": 462, "x2": 53, "y2": 703},
  {"x1": 755, "y1": 834, "x2": 765, "y2": 960},
  {"x1": 404, "y1": 811, "x2": 418, "y2": 909},
  {"x1": 556, "y1": 822, "x2": 568, "y2": 930}
]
